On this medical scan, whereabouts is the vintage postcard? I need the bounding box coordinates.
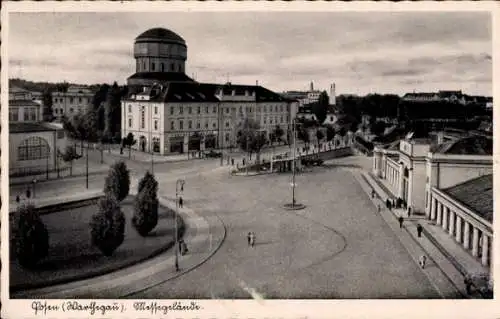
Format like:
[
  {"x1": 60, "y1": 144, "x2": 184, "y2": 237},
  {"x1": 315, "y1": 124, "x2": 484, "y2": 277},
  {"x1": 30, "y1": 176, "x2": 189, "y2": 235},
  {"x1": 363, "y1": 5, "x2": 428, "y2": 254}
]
[{"x1": 1, "y1": 1, "x2": 498, "y2": 318}]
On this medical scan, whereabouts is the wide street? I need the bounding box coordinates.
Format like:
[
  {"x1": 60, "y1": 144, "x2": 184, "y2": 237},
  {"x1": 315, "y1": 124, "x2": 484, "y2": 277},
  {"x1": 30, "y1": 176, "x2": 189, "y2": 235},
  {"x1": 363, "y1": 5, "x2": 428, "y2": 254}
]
[{"x1": 10, "y1": 150, "x2": 439, "y2": 298}]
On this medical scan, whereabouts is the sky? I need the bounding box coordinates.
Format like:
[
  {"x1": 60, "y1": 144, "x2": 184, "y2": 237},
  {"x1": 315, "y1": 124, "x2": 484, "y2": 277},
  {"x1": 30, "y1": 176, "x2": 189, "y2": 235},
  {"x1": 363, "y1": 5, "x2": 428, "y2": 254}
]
[{"x1": 8, "y1": 11, "x2": 492, "y2": 96}]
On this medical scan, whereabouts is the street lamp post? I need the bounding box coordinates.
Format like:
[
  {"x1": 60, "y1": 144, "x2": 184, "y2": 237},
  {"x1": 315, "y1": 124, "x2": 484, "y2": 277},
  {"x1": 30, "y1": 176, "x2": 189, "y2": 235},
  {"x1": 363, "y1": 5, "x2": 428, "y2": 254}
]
[
  {"x1": 175, "y1": 179, "x2": 185, "y2": 272},
  {"x1": 46, "y1": 150, "x2": 49, "y2": 180},
  {"x1": 292, "y1": 118, "x2": 297, "y2": 207},
  {"x1": 32, "y1": 179, "x2": 37, "y2": 199},
  {"x1": 86, "y1": 142, "x2": 89, "y2": 189}
]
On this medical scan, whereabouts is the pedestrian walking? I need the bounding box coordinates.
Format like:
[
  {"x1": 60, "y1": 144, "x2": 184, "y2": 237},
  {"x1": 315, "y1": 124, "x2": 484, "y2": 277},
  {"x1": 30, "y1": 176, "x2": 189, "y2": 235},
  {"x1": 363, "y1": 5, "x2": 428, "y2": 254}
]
[
  {"x1": 242, "y1": 158, "x2": 246, "y2": 166},
  {"x1": 371, "y1": 189, "x2": 375, "y2": 198},
  {"x1": 407, "y1": 206, "x2": 412, "y2": 217},
  {"x1": 417, "y1": 223, "x2": 423, "y2": 238},
  {"x1": 178, "y1": 196, "x2": 183, "y2": 208},
  {"x1": 249, "y1": 231, "x2": 256, "y2": 247},
  {"x1": 231, "y1": 158, "x2": 235, "y2": 166},
  {"x1": 15, "y1": 195, "x2": 20, "y2": 203},
  {"x1": 377, "y1": 204, "x2": 381, "y2": 213},
  {"x1": 398, "y1": 216, "x2": 404, "y2": 228},
  {"x1": 419, "y1": 255, "x2": 427, "y2": 269},
  {"x1": 464, "y1": 275, "x2": 473, "y2": 295},
  {"x1": 247, "y1": 232, "x2": 252, "y2": 246}
]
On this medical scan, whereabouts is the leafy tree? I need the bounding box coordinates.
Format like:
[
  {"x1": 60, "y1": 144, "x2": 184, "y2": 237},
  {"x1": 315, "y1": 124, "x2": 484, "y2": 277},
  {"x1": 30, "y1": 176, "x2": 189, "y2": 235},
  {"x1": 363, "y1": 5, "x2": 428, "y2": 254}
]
[
  {"x1": 316, "y1": 129, "x2": 325, "y2": 150},
  {"x1": 236, "y1": 118, "x2": 261, "y2": 157},
  {"x1": 271, "y1": 125, "x2": 285, "y2": 144},
  {"x1": 122, "y1": 133, "x2": 137, "y2": 159},
  {"x1": 13, "y1": 204, "x2": 49, "y2": 268},
  {"x1": 61, "y1": 145, "x2": 81, "y2": 176},
  {"x1": 250, "y1": 131, "x2": 268, "y2": 163},
  {"x1": 297, "y1": 126, "x2": 310, "y2": 148},
  {"x1": 42, "y1": 89, "x2": 54, "y2": 121},
  {"x1": 90, "y1": 195, "x2": 125, "y2": 256},
  {"x1": 104, "y1": 161, "x2": 130, "y2": 202},
  {"x1": 370, "y1": 121, "x2": 387, "y2": 136},
  {"x1": 132, "y1": 171, "x2": 159, "y2": 236},
  {"x1": 326, "y1": 125, "x2": 336, "y2": 142},
  {"x1": 311, "y1": 91, "x2": 329, "y2": 124}
]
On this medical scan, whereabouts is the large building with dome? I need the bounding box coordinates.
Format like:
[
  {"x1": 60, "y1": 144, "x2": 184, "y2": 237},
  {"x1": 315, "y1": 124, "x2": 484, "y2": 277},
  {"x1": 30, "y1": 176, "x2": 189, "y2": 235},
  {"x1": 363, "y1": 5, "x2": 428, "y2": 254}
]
[{"x1": 121, "y1": 28, "x2": 298, "y2": 155}]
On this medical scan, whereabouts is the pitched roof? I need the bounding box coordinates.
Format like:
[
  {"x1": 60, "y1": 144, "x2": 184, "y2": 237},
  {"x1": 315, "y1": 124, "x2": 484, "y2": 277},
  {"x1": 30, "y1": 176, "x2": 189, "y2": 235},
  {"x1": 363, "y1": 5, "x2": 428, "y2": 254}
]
[
  {"x1": 9, "y1": 100, "x2": 41, "y2": 107},
  {"x1": 442, "y1": 174, "x2": 493, "y2": 223},
  {"x1": 127, "y1": 81, "x2": 289, "y2": 104},
  {"x1": 9, "y1": 122, "x2": 58, "y2": 133},
  {"x1": 128, "y1": 72, "x2": 195, "y2": 83},
  {"x1": 10, "y1": 86, "x2": 30, "y2": 93},
  {"x1": 430, "y1": 135, "x2": 492, "y2": 155}
]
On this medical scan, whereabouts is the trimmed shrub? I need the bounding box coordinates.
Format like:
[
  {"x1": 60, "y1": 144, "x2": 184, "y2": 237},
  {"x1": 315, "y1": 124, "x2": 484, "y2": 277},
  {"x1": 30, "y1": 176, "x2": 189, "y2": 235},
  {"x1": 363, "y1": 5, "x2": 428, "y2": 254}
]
[
  {"x1": 90, "y1": 196, "x2": 126, "y2": 256},
  {"x1": 104, "y1": 161, "x2": 130, "y2": 201},
  {"x1": 14, "y1": 204, "x2": 49, "y2": 268},
  {"x1": 132, "y1": 172, "x2": 159, "y2": 236}
]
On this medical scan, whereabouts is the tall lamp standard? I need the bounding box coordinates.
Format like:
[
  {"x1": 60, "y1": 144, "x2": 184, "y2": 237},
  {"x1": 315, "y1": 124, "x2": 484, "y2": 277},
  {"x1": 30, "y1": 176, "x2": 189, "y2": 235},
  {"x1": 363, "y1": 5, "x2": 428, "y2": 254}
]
[
  {"x1": 292, "y1": 118, "x2": 297, "y2": 207},
  {"x1": 150, "y1": 105, "x2": 154, "y2": 174},
  {"x1": 175, "y1": 179, "x2": 185, "y2": 272},
  {"x1": 86, "y1": 141, "x2": 89, "y2": 189}
]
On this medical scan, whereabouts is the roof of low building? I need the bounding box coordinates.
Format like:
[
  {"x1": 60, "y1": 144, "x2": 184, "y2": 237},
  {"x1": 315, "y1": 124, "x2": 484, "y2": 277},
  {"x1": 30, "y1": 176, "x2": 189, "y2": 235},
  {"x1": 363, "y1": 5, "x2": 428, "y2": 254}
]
[
  {"x1": 430, "y1": 135, "x2": 492, "y2": 155},
  {"x1": 442, "y1": 174, "x2": 493, "y2": 223},
  {"x1": 9, "y1": 86, "x2": 30, "y2": 93},
  {"x1": 9, "y1": 100, "x2": 41, "y2": 107},
  {"x1": 135, "y1": 27, "x2": 185, "y2": 44},
  {"x1": 9, "y1": 122, "x2": 59, "y2": 133}
]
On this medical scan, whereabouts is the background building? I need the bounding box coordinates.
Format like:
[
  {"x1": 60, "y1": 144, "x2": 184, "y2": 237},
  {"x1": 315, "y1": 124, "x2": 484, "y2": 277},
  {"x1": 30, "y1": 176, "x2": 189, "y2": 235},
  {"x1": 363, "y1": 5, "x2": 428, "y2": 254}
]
[
  {"x1": 52, "y1": 85, "x2": 94, "y2": 121},
  {"x1": 121, "y1": 28, "x2": 297, "y2": 155},
  {"x1": 9, "y1": 87, "x2": 67, "y2": 176}
]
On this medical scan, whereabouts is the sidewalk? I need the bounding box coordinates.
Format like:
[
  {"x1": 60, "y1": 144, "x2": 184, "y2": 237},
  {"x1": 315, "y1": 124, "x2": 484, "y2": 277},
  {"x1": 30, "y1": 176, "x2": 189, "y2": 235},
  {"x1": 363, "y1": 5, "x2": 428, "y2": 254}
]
[
  {"x1": 360, "y1": 171, "x2": 488, "y2": 298},
  {"x1": 9, "y1": 164, "x2": 109, "y2": 186},
  {"x1": 11, "y1": 182, "x2": 226, "y2": 298}
]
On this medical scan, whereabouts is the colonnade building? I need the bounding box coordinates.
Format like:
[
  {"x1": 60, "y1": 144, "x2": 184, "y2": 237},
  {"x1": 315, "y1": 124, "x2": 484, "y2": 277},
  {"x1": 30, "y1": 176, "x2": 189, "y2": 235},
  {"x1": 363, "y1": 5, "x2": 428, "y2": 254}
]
[
  {"x1": 372, "y1": 133, "x2": 493, "y2": 268},
  {"x1": 121, "y1": 28, "x2": 297, "y2": 155}
]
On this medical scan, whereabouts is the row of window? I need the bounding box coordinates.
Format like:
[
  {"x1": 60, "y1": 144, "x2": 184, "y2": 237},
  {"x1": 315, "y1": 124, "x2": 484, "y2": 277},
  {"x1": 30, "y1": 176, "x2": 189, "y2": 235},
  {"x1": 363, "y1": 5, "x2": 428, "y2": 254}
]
[
  {"x1": 127, "y1": 104, "x2": 291, "y2": 116},
  {"x1": 18, "y1": 136, "x2": 49, "y2": 161},
  {"x1": 128, "y1": 115, "x2": 289, "y2": 131},
  {"x1": 139, "y1": 61, "x2": 182, "y2": 73},
  {"x1": 9, "y1": 108, "x2": 37, "y2": 122},
  {"x1": 54, "y1": 107, "x2": 82, "y2": 115},
  {"x1": 53, "y1": 97, "x2": 89, "y2": 104}
]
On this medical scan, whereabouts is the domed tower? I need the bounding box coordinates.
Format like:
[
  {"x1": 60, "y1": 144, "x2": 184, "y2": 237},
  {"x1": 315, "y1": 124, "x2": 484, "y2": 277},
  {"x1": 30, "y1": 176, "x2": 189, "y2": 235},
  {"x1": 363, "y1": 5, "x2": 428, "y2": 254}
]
[
  {"x1": 134, "y1": 27, "x2": 187, "y2": 73},
  {"x1": 128, "y1": 27, "x2": 194, "y2": 88}
]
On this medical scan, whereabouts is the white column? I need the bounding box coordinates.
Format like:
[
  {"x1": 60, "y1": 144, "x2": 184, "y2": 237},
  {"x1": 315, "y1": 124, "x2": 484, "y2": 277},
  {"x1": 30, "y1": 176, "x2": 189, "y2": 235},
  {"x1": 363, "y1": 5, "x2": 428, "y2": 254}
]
[
  {"x1": 431, "y1": 197, "x2": 437, "y2": 220},
  {"x1": 428, "y1": 195, "x2": 435, "y2": 219},
  {"x1": 481, "y1": 234, "x2": 489, "y2": 266},
  {"x1": 455, "y1": 215, "x2": 462, "y2": 243},
  {"x1": 398, "y1": 166, "x2": 404, "y2": 199},
  {"x1": 436, "y1": 202, "x2": 442, "y2": 225},
  {"x1": 472, "y1": 227, "x2": 480, "y2": 257},
  {"x1": 442, "y1": 206, "x2": 448, "y2": 231},
  {"x1": 407, "y1": 170, "x2": 413, "y2": 207},
  {"x1": 463, "y1": 222, "x2": 470, "y2": 250},
  {"x1": 448, "y1": 210, "x2": 455, "y2": 235}
]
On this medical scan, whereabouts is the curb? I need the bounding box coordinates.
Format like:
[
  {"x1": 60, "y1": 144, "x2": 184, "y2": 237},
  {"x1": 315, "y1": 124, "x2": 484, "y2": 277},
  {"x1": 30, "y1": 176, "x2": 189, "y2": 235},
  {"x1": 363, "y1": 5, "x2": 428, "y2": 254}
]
[
  {"x1": 10, "y1": 194, "x2": 185, "y2": 294},
  {"x1": 9, "y1": 170, "x2": 108, "y2": 186},
  {"x1": 355, "y1": 171, "x2": 465, "y2": 298}
]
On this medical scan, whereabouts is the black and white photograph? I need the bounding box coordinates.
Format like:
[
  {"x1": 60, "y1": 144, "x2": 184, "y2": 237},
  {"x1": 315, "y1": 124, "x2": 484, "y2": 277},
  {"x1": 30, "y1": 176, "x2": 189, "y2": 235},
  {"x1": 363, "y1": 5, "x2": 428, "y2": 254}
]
[{"x1": 1, "y1": 1, "x2": 498, "y2": 318}]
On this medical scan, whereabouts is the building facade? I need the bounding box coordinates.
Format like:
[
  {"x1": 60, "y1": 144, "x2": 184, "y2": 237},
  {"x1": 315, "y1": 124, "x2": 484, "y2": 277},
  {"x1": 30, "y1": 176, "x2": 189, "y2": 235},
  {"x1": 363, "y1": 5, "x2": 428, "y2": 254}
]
[
  {"x1": 372, "y1": 134, "x2": 493, "y2": 269},
  {"x1": 121, "y1": 28, "x2": 297, "y2": 155},
  {"x1": 9, "y1": 87, "x2": 67, "y2": 176},
  {"x1": 52, "y1": 86, "x2": 94, "y2": 121}
]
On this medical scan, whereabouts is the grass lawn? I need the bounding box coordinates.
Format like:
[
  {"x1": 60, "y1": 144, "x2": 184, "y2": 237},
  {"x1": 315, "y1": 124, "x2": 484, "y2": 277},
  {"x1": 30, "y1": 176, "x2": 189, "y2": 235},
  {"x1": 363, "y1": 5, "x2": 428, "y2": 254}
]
[{"x1": 10, "y1": 196, "x2": 183, "y2": 292}]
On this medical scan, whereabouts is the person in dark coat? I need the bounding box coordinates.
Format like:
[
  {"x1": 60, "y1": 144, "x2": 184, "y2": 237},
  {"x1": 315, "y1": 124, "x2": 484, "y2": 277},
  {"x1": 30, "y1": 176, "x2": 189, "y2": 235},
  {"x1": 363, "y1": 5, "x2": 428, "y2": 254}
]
[
  {"x1": 398, "y1": 216, "x2": 404, "y2": 228},
  {"x1": 247, "y1": 232, "x2": 252, "y2": 246},
  {"x1": 407, "y1": 206, "x2": 412, "y2": 217},
  {"x1": 231, "y1": 158, "x2": 235, "y2": 166},
  {"x1": 249, "y1": 232, "x2": 256, "y2": 247},
  {"x1": 417, "y1": 224, "x2": 423, "y2": 237},
  {"x1": 178, "y1": 197, "x2": 183, "y2": 208},
  {"x1": 464, "y1": 276, "x2": 473, "y2": 295}
]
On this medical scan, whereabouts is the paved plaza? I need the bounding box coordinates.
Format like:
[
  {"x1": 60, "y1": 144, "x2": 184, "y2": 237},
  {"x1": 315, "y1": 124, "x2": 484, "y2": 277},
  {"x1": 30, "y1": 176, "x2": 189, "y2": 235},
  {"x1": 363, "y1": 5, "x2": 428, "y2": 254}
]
[
  {"x1": 11, "y1": 154, "x2": 449, "y2": 299},
  {"x1": 129, "y1": 160, "x2": 439, "y2": 299}
]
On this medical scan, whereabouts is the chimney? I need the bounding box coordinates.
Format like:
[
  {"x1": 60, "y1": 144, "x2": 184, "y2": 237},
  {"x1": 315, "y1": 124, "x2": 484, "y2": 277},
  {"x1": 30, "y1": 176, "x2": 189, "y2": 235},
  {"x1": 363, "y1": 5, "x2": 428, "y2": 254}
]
[
  {"x1": 310, "y1": 81, "x2": 314, "y2": 91},
  {"x1": 329, "y1": 83, "x2": 336, "y2": 105}
]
